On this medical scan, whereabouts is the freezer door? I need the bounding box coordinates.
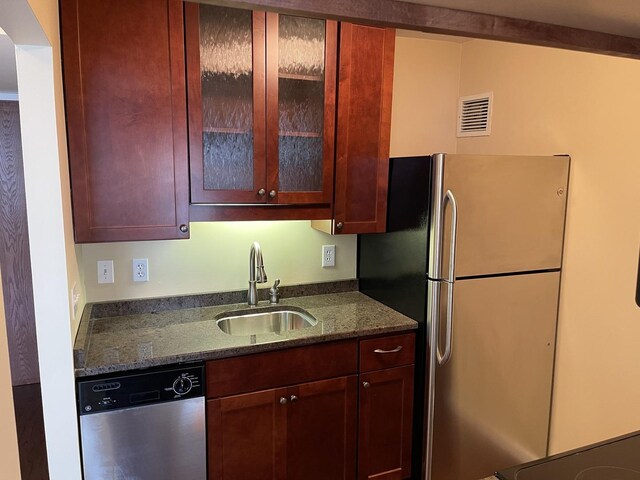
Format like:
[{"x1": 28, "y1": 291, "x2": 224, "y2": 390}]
[
  {"x1": 430, "y1": 272, "x2": 560, "y2": 480},
  {"x1": 440, "y1": 155, "x2": 569, "y2": 278}
]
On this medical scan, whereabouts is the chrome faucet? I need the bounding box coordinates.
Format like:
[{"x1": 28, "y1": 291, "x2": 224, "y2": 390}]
[{"x1": 248, "y1": 241, "x2": 267, "y2": 306}]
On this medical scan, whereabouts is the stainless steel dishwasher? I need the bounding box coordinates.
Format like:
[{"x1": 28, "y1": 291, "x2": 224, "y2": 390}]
[{"x1": 77, "y1": 364, "x2": 206, "y2": 480}]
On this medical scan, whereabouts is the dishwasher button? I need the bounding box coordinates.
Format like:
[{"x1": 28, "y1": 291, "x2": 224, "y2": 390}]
[{"x1": 172, "y1": 377, "x2": 193, "y2": 395}]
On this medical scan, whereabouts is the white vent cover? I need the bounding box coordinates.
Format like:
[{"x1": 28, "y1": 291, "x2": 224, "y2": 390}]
[{"x1": 457, "y1": 92, "x2": 493, "y2": 137}]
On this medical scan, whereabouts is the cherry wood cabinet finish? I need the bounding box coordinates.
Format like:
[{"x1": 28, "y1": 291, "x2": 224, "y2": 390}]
[
  {"x1": 205, "y1": 339, "x2": 357, "y2": 398},
  {"x1": 186, "y1": 5, "x2": 337, "y2": 210},
  {"x1": 185, "y1": 4, "x2": 267, "y2": 204},
  {"x1": 208, "y1": 376, "x2": 357, "y2": 480},
  {"x1": 207, "y1": 388, "x2": 287, "y2": 480},
  {"x1": 189, "y1": 203, "x2": 332, "y2": 221},
  {"x1": 332, "y1": 23, "x2": 395, "y2": 234},
  {"x1": 220, "y1": 0, "x2": 640, "y2": 60},
  {"x1": 359, "y1": 333, "x2": 415, "y2": 373},
  {"x1": 61, "y1": 0, "x2": 189, "y2": 242},
  {"x1": 286, "y1": 376, "x2": 357, "y2": 480},
  {"x1": 358, "y1": 365, "x2": 415, "y2": 480},
  {"x1": 0, "y1": 102, "x2": 39, "y2": 386},
  {"x1": 265, "y1": 14, "x2": 337, "y2": 205}
]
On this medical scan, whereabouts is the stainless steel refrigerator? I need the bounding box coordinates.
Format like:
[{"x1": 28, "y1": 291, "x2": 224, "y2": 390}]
[{"x1": 359, "y1": 153, "x2": 570, "y2": 480}]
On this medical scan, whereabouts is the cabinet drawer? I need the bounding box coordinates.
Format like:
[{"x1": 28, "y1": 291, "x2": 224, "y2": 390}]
[
  {"x1": 206, "y1": 340, "x2": 358, "y2": 398},
  {"x1": 359, "y1": 333, "x2": 415, "y2": 373}
]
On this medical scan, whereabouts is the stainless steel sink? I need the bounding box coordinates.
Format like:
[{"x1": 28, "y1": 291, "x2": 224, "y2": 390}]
[{"x1": 216, "y1": 307, "x2": 318, "y2": 336}]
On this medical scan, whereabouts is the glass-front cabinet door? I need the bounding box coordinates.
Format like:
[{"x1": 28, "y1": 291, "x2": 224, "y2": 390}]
[{"x1": 186, "y1": 3, "x2": 336, "y2": 205}]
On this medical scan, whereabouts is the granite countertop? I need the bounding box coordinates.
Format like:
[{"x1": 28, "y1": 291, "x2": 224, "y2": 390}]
[{"x1": 74, "y1": 282, "x2": 417, "y2": 377}]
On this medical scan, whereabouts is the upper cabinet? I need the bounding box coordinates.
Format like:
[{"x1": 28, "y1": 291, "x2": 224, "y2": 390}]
[
  {"x1": 312, "y1": 23, "x2": 395, "y2": 235},
  {"x1": 185, "y1": 3, "x2": 337, "y2": 206},
  {"x1": 61, "y1": 0, "x2": 190, "y2": 243}
]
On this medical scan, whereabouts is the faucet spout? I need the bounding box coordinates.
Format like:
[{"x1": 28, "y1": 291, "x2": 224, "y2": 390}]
[{"x1": 248, "y1": 242, "x2": 268, "y2": 306}]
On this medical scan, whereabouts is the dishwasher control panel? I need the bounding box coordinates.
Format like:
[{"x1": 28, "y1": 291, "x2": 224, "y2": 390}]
[{"x1": 77, "y1": 364, "x2": 204, "y2": 415}]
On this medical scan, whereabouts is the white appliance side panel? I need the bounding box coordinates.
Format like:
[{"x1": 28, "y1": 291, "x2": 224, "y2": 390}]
[
  {"x1": 431, "y1": 271, "x2": 560, "y2": 480},
  {"x1": 80, "y1": 397, "x2": 206, "y2": 480},
  {"x1": 442, "y1": 154, "x2": 569, "y2": 278}
]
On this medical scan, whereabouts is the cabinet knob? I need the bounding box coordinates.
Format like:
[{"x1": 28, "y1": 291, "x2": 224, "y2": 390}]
[
  {"x1": 179, "y1": 224, "x2": 189, "y2": 233},
  {"x1": 269, "y1": 190, "x2": 277, "y2": 198},
  {"x1": 336, "y1": 222, "x2": 344, "y2": 230},
  {"x1": 290, "y1": 395, "x2": 298, "y2": 402},
  {"x1": 362, "y1": 381, "x2": 370, "y2": 389},
  {"x1": 279, "y1": 396, "x2": 288, "y2": 405},
  {"x1": 258, "y1": 188, "x2": 266, "y2": 196}
]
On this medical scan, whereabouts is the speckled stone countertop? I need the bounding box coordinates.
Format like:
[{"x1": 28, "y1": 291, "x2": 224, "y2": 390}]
[{"x1": 74, "y1": 282, "x2": 417, "y2": 377}]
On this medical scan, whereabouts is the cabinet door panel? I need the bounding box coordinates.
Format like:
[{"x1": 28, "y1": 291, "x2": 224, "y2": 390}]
[
  {"x1": 266, "y1": 14, "x2": 336, "y2": 205},
  {"x1": 334, "y1": 24, "x2": 395, "y2": 234},
  {"x1": 208, "y1": 389, "x2": 287, "y2": 480},
  {"x1": 61, "y1": 0, "x2": 189, "y2": 242},
  {"x1": 186, "y1": 3, "x2": 267, "y2": 203},
  {"x1": 359, "y1": 366, "x2": 414, "y2": 480},
  {"x1": 286, "y1": 376, "x2": 357, "y2": 480}
]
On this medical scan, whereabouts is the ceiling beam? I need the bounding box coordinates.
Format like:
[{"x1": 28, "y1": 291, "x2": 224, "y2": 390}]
[{"x1": 214, "y1": 0, "x2": 640, "y2": 59}]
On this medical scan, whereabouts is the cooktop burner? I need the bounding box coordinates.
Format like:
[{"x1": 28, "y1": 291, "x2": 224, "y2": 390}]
[
  {"x1": 575, "y1": 466, "x2": 640, "y2": 480},
  {"x1": 497, "y1": 432, "x2": 640, "y2": 480}
]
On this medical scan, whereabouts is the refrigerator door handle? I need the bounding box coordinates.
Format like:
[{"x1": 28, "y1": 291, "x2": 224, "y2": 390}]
[{"x1": 437, "y1": 189, "x2": 458, "y2": 366}]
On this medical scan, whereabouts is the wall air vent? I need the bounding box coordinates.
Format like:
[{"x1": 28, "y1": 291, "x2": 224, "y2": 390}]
[{"x1": 457, "y1": 92, "x2": 493, "y2": 137}]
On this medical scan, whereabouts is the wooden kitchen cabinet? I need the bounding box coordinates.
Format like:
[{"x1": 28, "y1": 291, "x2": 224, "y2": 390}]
[
  {"x1": 312, "y1": 23, "x2": 395, "y2": 235},
  {"x1": 185, "y1": 3, "x2": 337, "y2": 210},
  {"x1": 207, "y1": 376, "x2": 357, "y2": 480},
  {"x1": 205, "y1": 334, "x2": 414, "y2": 480},
  {"x1": 358, "y1": 334, "x2": 415, "y2": 480},
  {"x1": 60, "y1": 0, "x2": 190, "y2": 242}
]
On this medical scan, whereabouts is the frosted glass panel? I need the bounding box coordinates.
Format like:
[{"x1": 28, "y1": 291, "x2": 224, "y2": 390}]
[
  {"x1": 278, "y1": 15, "x2": 325, "y2": 192},
  {"x1": 200, "y1": 5, "x2": 253, "y2": 190},
  {"x1": 279, "y1": 136, "x2": 323, "y2": 192}
]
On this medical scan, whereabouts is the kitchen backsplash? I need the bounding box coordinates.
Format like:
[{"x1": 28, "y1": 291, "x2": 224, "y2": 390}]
[{"x1": 80, "y1": 221, "x2": 357, "y2": 303}]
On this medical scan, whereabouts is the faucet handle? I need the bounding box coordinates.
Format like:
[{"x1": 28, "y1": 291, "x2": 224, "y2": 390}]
[{"x1": 269, "y1": 279, "x2": 281, "y2": 304}]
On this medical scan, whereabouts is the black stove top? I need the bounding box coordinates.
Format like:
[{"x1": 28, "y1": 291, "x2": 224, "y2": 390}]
[{"x1": 497, "y1": 431, "x2": 640, "y2": 480}]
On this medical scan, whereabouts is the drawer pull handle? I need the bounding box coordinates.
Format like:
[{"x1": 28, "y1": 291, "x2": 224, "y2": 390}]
[
  {"x1": 290, "y1": 395, "x2": 298, "y2": 402},
  {"x1": 362, "y1": 381, "x2": 370, "y2": 389},
  {"x1": 279, "y1": 397, "x2": 287, "y2": 405},
  {"x1": 374, "y1": 346, "x2": 403, "y2": 354}
]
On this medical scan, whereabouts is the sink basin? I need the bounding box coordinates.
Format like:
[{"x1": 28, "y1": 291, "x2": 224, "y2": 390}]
[{"x1": 216, "y1": 307, "x2": 318, "y2": 336}]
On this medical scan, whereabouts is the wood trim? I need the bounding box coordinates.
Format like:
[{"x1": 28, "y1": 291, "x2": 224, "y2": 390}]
[
  {"x1": 189, "y1": 203, "x2": 331, "y2": 221},
  {"x1": 185, "y1": 2, "x2": 205, "y2": 202},
  {"x1": 265, "y1": 12, "x2": 280, "y2": 203},
  {"x1": 219, "y1": 0, "x2": 640, "y2": 60},
  {"x1": 205, "y1": 340, "x2": 358, "y2": 398},
  {"x1": 253, "y1": 10, "x2": 269, "y2": 201}
]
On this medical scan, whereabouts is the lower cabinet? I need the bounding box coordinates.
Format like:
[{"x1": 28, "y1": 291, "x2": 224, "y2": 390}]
[
  {"x1": 207, "y1": 376, "x2": 357, "y2": 480},
  {"x1": 205, "y1": 334, "x2": 415, "y2": 480},
  {"x1": 358, "y1": 365, "x2": 415, "y2": 480}
]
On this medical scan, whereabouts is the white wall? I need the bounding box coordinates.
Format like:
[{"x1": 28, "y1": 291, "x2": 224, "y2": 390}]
[
  {"x1": 457, "y1": 39, "x2": 640, "y2": 454},
  {"x1": 82, "y1": 221, "x2": 357, "y2": 302}
]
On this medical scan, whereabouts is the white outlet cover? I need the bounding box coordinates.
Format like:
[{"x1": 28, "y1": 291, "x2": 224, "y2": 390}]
[
  {"x1": 322, "y1": 245, "x2": 336, "y2": 268},
  {"x1": 133, "y1": 258, "x2": 149, "y2": 282}
]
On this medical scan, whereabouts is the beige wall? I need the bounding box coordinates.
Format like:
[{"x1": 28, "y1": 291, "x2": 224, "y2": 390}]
[
  {"x1": 390, "y1": 33, "x2": 461, "y2": 157},
  {"x1": 81, "y1": 221, "x2": 357, "y2": 303},
  {"x1": 457, "y1": 39, "x2": 640, "y2": 453},
  {"x1": 0, "y1": 270, "x2": 21, "y2": 480}
]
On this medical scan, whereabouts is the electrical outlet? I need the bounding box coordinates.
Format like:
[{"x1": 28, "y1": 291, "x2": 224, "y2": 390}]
[
  {"x1": 70, "y1": 283, "x2": 80, "y2": 320},
  {"x1": 97, "y1": 260, "x2": 114, "y2": 284},
  {"x1": 133, "y1": 258, "x2": 149, "y2": 282},
  {"x1": 322, "y1": 245, "x2": 336, "y2": 268}
]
